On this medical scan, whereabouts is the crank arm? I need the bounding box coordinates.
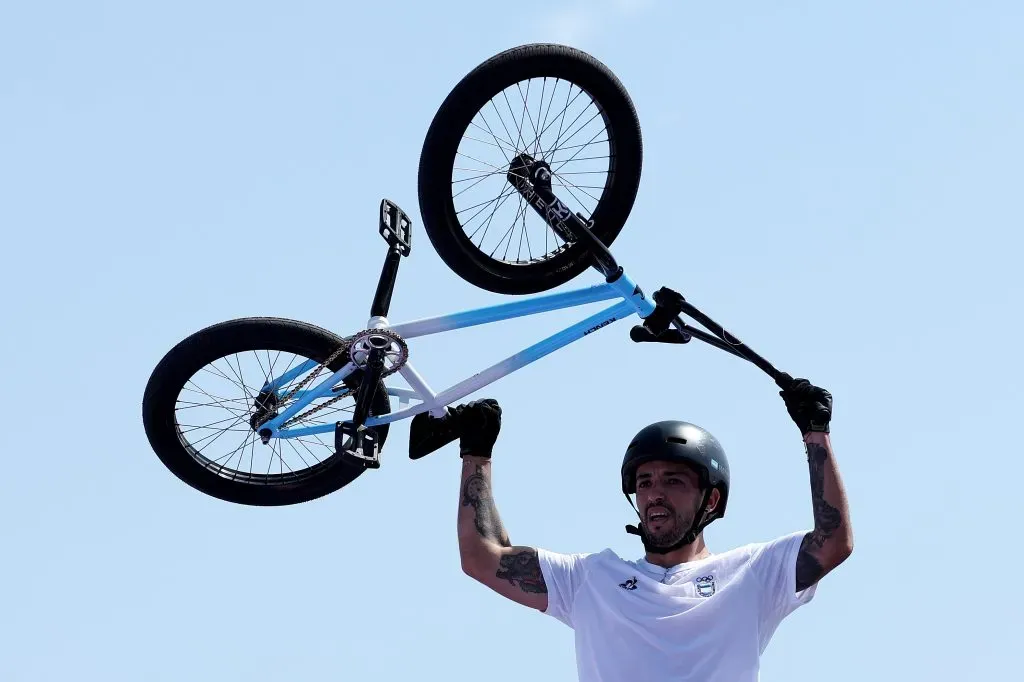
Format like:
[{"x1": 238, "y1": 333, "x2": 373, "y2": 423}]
[{"x1": 336, "y1": 346, "x2": 388, "y2": 468}]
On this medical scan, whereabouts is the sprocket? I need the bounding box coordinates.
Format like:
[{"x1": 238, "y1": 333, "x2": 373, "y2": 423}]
[{"x1": 347, "y1": 328, "x2": 409, "y2": 378}]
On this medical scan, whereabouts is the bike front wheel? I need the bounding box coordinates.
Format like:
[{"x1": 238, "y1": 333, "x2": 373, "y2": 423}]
[{"x1": 418, "y1": 43, "x2": 643, "y2": 295}]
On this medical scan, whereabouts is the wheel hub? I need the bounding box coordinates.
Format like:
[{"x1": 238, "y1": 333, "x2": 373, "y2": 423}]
[{"x1": 250, "y1": 390, "x2": 279, "y2": 432}]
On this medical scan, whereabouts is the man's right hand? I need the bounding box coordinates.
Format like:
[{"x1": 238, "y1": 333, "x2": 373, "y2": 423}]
[{"x1": 457, "y1": 398, "x2": 501, "y2": 458}]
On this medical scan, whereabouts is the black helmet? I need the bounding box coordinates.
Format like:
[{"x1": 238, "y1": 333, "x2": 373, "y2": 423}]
[{"x1": 621, "y1": 421, "x2": 730, "y2": 553}]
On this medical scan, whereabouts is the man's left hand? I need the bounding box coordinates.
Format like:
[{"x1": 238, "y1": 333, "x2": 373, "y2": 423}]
[{"x1": 777, "y1": 374, "x2": 832, "y2": 435}]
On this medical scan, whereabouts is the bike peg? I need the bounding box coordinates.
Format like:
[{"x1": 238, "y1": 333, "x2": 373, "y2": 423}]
[{"x1": 408, "y1": 407, "x2": 461, "y2": 460}]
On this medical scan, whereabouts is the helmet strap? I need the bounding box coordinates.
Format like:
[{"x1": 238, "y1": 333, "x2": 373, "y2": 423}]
[{"x1": 625, "y1": 489, "x2": 714, "y2": 555}]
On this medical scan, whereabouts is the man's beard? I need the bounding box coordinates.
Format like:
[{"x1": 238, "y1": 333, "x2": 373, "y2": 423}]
[{"x1": 644, "y1": 501, "x2": 697, "y2": 549}]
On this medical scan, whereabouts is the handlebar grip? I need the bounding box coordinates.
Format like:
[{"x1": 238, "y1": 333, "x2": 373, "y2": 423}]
[{"x1": 630, "y1": 325, "x2": 690, "y2": 344}]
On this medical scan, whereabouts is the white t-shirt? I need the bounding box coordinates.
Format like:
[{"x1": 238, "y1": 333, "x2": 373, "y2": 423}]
[{"x1": 537, "y1": 530, "x2": 816, "y2": 682}]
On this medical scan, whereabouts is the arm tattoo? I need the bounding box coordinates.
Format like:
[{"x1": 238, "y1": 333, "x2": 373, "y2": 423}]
[
  {"x1": 806, "y1": 442, "x2": 842, "y2": 546},
  {"x1": 795, "y1": 534, "x2": 824, "y2": 592},
  {"x1": 795, "y1": 442, "x2": 842, "y2": 591},
  {"x1": 496, "y1": 549, "x2": 548, "y2": 594},
  {"x1": 461, "y1": 464, "x2": 511, "y2": 547}
]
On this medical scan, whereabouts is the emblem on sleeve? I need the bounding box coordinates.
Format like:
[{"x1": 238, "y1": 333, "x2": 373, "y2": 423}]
[{"x1": 695, "y1": 575, "x2": 715, "y2": 597}]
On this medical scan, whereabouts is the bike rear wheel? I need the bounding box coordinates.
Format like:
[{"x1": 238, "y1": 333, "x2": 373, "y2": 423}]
[
  {"x1": 142, "y1": 318, "x2": 392, "y2": 506},
  {"x1": 418, "y1": 43, "x2": 643, "y2": 295}
]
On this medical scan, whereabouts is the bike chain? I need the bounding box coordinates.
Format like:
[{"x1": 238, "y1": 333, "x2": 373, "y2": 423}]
[{"x1": 262, "y1": 328, "x2": 409, "y2": 430}]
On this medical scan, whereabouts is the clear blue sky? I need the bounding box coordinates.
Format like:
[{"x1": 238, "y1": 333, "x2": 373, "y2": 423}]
[{"x1": 2, "y1": 1, "x2": 1021, "y2": 680}]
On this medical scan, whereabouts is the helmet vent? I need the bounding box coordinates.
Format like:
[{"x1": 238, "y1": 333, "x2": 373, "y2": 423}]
[{"x1": 667, "y1": 437, "x2": 687, "y2": 445}]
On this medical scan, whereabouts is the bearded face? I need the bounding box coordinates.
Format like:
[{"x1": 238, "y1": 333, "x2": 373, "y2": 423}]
[{"x1": 634, "y1": 460, "x2": 716, "y2": 549}]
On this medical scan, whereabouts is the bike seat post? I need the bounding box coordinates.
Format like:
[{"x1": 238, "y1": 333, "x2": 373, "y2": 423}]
[
  {"x1": 370, "y1": 246, "x2": 403, "y2": 319},
  {"x1": 371, "y1": 198, "x2": 412, "y2": 320}
]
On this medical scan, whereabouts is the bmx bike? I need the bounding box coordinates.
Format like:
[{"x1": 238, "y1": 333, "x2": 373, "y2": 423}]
[{"x1": 141, "y1": 43, "x2": 791, "y2": 506}]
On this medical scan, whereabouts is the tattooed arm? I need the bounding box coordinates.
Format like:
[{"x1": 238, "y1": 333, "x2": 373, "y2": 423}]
[
  {"x1": 458, "y1": 455, "x2": 548, "y2": 611},
  {"x1": 794, "y1": 432, "x2": 853, "y2": 592}
]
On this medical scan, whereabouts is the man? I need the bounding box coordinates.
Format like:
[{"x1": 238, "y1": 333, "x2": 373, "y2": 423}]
[{"x1": 435, "y1": 376, "x2": 852, "y2": 681}]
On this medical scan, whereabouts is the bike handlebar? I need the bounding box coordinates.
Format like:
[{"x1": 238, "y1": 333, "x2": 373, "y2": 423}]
[
  {"x1": 631, "y1": 285, "x2": 791, "y2": 389},
  {"x1": 670, "y1": 303, "x2": 789, "y2": 387}
]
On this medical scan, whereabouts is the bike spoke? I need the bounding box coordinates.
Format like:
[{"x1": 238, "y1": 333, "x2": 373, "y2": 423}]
[
  {"x1": 488, "y1": 99, "x2": 520, "y2": 161},
  {"x1": 467, "y1": 185, "x2": 519, "y2": 246},
  {"x1": 462, "y1": 130, "x2": 518, "y2": 156},
  {"x1": 206, "y1": 430, "x2": 255, "y2": 476},
  {"x1": 283, "y1": 437, "x2": 317, "y2": 471},
  {"x1": 455, "y1": 185, "x2": 516, "y2": 217},
  {"x1": 514, "y1": 80, "x2": 542, "y2": 157},
  {"x1": 530, "y1": 77, "x2": 549, "y2": 158},
  {"x1": 551, "y1": 175, "x2": 599, "y2": 213},
  {"x1": 454, "y1": 150, "x2": 504, "y2": 173},
  {"x1": 547, "y1": 109, "x2": 603, "y2": 166},
  {"x1": 198, "y1": 362, "x2": 249, "y2": 403},
  {"x1": 494, "y1": 196, "x2": 532, "y2": 260},
  {"x1": 452, "y1": 168, "x2": 508, "y2": 181}
]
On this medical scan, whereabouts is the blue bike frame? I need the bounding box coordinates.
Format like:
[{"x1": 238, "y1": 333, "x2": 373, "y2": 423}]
[{"x1": 257, "y1": 270, "x2": 655, "y2": 440}]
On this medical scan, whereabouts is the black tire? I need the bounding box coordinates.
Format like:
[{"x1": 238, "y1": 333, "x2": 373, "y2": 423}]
[
  {"x1": 418, "y1": 43, "x2": 643, "y2": 295},
  {"x1": 142, "y1": 318, "x2": 391, "y2": 506}
]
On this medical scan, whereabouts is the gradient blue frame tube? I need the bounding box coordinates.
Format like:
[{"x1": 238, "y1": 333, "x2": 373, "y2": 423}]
[
  {"x1": 364, "y1": 297, "x2": 638, "y2": 426},
  {"x1": 389, "y1": 282, "x2": 621, "y2": 339},
  {"x1": 259, "y1": 363, "x2": 356, "y2": 434}
]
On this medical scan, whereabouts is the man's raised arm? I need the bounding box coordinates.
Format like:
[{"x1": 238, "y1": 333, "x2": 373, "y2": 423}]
[
  {"x1": 778, "y1": 377, "x2": 854, "y2": 592},
  {"x1": 453, "y1": 400, "x2": 549, "y2": 611}
]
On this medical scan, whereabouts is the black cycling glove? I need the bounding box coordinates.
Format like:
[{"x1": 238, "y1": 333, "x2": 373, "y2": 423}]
[
  {"x1": 458, "y1": 398, "x2": 502, "y2": 458},
  {"x1": 777, "y1": 374, "x2": 832, "y2": 435}
]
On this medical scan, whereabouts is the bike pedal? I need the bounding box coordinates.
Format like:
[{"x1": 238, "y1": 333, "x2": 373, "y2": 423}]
[
  {"x1": 336, "y1": 421, "x2": 381, "y2": 468},
  {"x1": 379, "y1": 198, "x2": 412, "y2": 256}
]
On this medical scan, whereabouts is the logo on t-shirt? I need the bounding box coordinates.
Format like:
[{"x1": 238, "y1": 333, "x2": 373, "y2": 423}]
[
  {"x1": 695, "y1": 575, "x2": 716, "y2": 597},
  {"x1": 619, "y1": 576, "x2": 638, "y2": 591}
]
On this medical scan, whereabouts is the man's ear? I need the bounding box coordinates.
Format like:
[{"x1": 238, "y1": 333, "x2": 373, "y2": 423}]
[{"x1": 704, "y1": 487, "x2": 722, "y2": 515}]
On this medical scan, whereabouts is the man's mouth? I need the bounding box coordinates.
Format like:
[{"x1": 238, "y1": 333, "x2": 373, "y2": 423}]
[{"x1": 646, "y1": 506, "x2": 672, "y2": 524}]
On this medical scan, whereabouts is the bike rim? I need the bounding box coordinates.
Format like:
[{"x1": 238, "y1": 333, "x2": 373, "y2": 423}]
[{"x1": 450, "y1": 76, "x2": 614, "y2": 266}]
